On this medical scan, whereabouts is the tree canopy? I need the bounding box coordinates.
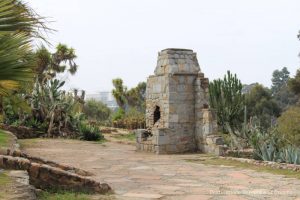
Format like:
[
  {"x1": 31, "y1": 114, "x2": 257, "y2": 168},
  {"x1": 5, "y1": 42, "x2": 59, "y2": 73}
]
[{"x1": 245, "y1": 84, "x2": 280, "y2": 130}]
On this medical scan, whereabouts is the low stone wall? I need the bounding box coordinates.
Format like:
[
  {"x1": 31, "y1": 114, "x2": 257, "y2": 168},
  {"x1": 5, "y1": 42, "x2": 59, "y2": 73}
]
[
  {"x1": 1, "y1": 125, "x2": 44, "y2": 139},
  {"x1": 0, "y1": 155, "x2": 111, "y2": 194},
  {"x1": 0, "y1": 155, "x2": 31, "y2": 170},
  {"x1": 201, "y1": 135, "x2": 226, "y2": 156},
  {"x1": 221, "y1": 156, "x2": 300, "y2": 172},
  {"x1": 28, "y1": 163, "x2": 110, "y2": 193},
  {"x1": 0, "y1": 149, "x2": 93, "y2": 176}
]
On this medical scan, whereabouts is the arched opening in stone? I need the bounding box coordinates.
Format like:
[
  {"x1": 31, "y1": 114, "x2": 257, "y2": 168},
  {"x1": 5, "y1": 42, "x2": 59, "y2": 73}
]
[
  {"x1": 153, "y1": 106, "x2": 161, "y2": 124},
  {"x1": 203, "y1": 103, "x2": 209, "y2": 109}
]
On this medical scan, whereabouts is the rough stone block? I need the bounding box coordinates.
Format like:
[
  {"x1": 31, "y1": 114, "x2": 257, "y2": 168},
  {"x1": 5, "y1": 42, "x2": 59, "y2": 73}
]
[
  {"x1": 166, "y1": 144, "x2": 177, "y2": 153},
  {"x1": 156, "y1": 135, "x2": 170, "y2": 145},
  {"x1": 169, "y1": 114, "x2": 179, "y2": 123}
]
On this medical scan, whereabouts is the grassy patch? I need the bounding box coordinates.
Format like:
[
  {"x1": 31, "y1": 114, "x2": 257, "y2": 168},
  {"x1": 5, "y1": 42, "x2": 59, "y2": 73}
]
[
  {"x1": 0, "y1": 171, "x2": 12, "y2": 199},
  {"x1": 0, "y1": 171, "x2": 11, "y2": 185},
  {"x1": 18, "y1": 138, "x2": 40, "y2": 150},
  {"x1": 37, "y1": 191, "x2": 91, "y2": 200},
  {"x1": 37, "y1": 191, "x2": 116, "y2": 200},
  {"x1": 0, "y1": 130, "x2": 9, "y2": 148},
  {"x1": 93, "y1": 138, "x2": 108, "y2": 144},
  {"x1": 187, "y1": 156, "x2": 300, "y2": 179},
  {"x1": 113, "y1": 133, "x2": 135, "y2": 141}
]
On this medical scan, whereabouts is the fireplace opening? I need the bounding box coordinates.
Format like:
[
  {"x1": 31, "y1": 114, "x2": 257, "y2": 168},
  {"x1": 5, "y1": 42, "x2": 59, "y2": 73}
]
[{"x1": 154, "y1": 106, "x2": 161, "y2": 124}]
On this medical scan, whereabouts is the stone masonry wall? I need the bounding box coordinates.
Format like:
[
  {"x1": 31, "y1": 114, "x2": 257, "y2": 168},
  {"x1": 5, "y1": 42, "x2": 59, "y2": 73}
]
[
  {"x1": 137, "y1": 48, "x2": 225, "y2": 155},
  {"x1": 0, "y1": 153, "x2": 111, "y2": 194},
  {"x1": 146, "y1": 75, "x2": 169, "y2": 129}
]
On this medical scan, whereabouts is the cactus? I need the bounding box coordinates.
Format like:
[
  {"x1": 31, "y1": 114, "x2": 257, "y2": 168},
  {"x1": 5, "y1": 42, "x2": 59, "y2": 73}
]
[{"x1": 209, "y1": 71, "x2": 245, "y2": 131}]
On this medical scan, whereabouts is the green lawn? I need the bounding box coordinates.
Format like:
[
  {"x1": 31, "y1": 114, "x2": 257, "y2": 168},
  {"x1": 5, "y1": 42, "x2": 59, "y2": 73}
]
[
  {"x1": 38, "y1": 191, "x2": 91, "y2": 200},
  {"x1": 0, "y1": 130, "x2": 12, "y2": 199},
  {"x1": 0, "y1": 172, "x2": 11, "y2": 185},
  {"x1": 187, "y1": 156, "x2": 300, "y2": 179},
  {"x1": 0, "y1": 129, "x2": 10, "y2": 148},
  {"x1": 37, "y1": 191, "x2": 116, "y2": 200},
  {"x1": 0, "y1": 171, "x2": 12, "y2": 199}
]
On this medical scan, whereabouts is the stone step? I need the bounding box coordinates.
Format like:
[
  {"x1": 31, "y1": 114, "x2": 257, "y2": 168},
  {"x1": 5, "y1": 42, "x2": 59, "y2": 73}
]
[{"x1": 7, "y1": 170, "x2": 37, "y2": 200}]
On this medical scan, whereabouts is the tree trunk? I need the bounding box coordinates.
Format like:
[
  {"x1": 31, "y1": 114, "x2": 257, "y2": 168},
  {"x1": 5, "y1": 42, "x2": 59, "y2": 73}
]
[{"x1": 47, "y1": 111, "x2": 55, "y2": 137}]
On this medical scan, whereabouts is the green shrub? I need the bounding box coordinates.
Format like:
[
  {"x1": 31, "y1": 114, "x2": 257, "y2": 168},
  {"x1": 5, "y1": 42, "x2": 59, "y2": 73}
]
[
  {"x1": 112, "y1": 108, "x2": 145, "y2": 129},
  {"x1": 11, "y1": 120, "x2": 22, "y2": 127},
  {"x1": 245, "y1": 84, "x2": 280, "y2": 130},
  {"x1": 277, "y1": 106, "x2": 300, "y2": 146},
  {"x1": 111, "y1": 108, "x2": 125, "y2": 121},
  {"x1": 79, "y1": 123, "x2": 103, "y2": 141},
  {"x1": 24, "y1": 119, "x2": 48, "y2": 130},
  {"x1": 83, "y1": 99, "x2": 111, "y2": 122}
]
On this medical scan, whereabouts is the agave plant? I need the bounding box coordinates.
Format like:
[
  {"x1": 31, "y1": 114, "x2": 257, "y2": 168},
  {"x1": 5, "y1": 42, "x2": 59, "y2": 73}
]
[
  {"x1": 280, "y1": 146, "x2": 300, "y2": 165},
  {"x1": 256, "y1": 138, "x2": 279, "y2": 162}
]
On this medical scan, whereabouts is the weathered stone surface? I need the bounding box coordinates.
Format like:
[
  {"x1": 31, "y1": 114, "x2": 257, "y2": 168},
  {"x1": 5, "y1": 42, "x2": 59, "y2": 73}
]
[
  {"x1": 0, "y1": 155, "x2": 111, "y2": 194},
  {"x1": 206, "y1": 135, "x2": 224, "y2": 145},
  {"x1": 27, "y1": 163, "x2": 111, "y2": 193},
  {"x1": 0, "y1": 155, "x2": 31, "y2": 170},
  {"x1": 137, "y1": 48, "x2": 226, "y2": 155},
  {"x1": 2, "y1": 170, "x2": 37, "y2": 200},
  {"x1": 0, "y1": 148, "x2": 93, "y2": 176}
]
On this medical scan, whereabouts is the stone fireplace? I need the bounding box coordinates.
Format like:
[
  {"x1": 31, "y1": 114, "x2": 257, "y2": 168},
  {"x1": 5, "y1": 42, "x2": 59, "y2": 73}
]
[{"x1": 135, "y1": 48, "x2": 225, "y2": 155}]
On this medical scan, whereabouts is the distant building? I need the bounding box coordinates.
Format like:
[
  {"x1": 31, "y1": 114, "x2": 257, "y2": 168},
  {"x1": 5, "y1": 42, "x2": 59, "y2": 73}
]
[
  {"x1": 242, "y1": 83, "x2": 257, "y2": 94},
  {"x1": 86, "y1": 91, "x2": 118, "y2": 110}
]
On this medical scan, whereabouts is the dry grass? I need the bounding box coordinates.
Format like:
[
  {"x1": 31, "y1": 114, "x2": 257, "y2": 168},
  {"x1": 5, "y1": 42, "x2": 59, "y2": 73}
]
[{"x1": 187, "y1": 156, "x2": 300, "y2": 179}]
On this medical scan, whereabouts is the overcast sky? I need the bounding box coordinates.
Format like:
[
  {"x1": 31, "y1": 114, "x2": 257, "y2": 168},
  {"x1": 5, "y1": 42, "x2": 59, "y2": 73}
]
[{"x1": 28, "y1": 0, "x2": 300, "y2": 93}]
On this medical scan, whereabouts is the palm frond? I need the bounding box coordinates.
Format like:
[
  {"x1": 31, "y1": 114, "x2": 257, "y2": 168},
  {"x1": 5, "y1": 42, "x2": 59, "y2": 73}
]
[{"x1": 0, "y1": 0, "x2": 48, "y2": 95}]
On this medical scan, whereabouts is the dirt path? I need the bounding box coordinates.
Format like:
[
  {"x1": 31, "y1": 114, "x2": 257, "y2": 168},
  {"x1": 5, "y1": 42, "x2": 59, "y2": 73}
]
[{"x1": 22, "y1": 139, "x2": 300, "y2": 200}]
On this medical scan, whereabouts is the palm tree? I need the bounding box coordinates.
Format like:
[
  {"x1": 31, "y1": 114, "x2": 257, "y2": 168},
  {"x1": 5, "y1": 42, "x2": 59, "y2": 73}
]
[
  {"x1": 0, "y1": 0, "x2": 46, "y2": 95},
  {"x1": 0, "y1": 0, "x2": 46, "y2": 114}
]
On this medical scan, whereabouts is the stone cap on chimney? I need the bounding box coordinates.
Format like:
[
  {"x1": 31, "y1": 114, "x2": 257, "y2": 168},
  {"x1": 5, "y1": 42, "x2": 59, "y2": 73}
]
[{"x1": 154, "y1": 48, "x2": 201, "y2": 75}]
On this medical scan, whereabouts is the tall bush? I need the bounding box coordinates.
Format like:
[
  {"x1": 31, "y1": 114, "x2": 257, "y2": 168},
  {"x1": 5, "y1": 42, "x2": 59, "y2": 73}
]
[
  {"x1": 83, "y1": 99, "x2": 111, "y2": 122},
  {"x1": 277, "y1": 106, "x2": 300, "y2": 146}
]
